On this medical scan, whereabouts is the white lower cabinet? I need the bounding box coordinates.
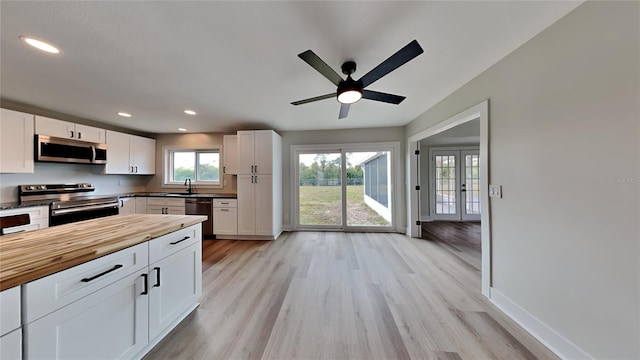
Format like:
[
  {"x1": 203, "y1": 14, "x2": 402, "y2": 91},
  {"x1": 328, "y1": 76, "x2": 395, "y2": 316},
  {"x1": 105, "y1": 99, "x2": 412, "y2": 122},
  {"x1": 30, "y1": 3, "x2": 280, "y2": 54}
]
[
  {"x1": 149, "y1": 242, "x2": 202, "y2": 339},
  {"x1": 22, "y1": 224, "x2": 203, "y2": 360},
  {"x1": 213, "y1": 199, "x2": 237, "y2": 236},
  {"x1": 0, "y1": 329, "x2": 21, "y2": 360},
  {"x1": 146, "y1": 197, "x2": 185, "y2": 215},
  {"x1": 25, "y1": 270, "x2": 149, "y2": 360},
  {"x1": 238, "y1": 175, "x2": 273, "y2": 236},
  {"x1": 0, "y1": 286, "x2": 21, "y2": 360}
]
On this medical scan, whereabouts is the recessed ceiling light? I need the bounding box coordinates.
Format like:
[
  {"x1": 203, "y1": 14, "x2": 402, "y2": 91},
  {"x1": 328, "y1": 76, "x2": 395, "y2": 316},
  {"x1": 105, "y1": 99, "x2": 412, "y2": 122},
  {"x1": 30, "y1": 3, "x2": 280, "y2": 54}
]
[
  {"x1": 19, "y1": 36, "x2": 61, "y2": 54},
  {"x1": 117, "y1": 112, "x2": 132, "y2": 118},
  {"x1": 178, "y1": 128, "x2": 187, "y2": 132},
  {"x1": 184, "y1": 110, "x2": 196, "y2": 115}
]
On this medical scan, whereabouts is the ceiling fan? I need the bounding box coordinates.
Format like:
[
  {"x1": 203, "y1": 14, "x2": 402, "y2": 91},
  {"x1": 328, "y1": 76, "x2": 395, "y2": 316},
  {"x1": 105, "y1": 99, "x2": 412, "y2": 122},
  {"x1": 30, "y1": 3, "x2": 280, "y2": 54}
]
[{"x1": 291, "y1": 40, "x2": 424, "y2": 119}]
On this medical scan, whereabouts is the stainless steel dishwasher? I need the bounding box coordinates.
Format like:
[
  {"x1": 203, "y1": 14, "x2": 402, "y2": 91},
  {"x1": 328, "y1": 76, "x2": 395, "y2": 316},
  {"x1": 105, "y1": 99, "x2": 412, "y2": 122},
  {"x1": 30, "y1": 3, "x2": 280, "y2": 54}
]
[{"x1": 185, "y1": 198, "x2": 213, "y2": 238}]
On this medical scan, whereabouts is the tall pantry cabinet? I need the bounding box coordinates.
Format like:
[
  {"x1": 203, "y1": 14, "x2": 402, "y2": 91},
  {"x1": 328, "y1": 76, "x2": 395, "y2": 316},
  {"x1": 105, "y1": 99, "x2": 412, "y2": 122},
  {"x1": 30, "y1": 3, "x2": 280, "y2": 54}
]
[{"x1": 236, "y1": 130, "x2": 282, "y2": 239}]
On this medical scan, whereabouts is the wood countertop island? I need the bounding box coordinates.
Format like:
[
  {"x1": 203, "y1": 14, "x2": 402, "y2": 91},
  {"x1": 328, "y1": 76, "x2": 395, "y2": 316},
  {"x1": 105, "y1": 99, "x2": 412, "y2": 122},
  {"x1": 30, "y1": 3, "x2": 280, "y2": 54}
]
[{"x1": 0, "y1": 214, "x2": 207, "y2": 291}]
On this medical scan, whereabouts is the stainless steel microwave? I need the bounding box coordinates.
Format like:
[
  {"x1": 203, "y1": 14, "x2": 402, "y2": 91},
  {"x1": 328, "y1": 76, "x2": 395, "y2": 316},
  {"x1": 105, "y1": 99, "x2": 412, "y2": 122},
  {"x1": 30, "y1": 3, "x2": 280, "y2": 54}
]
[{"x1": 35, "y1": 135, "x2": 107, "y2": 164}]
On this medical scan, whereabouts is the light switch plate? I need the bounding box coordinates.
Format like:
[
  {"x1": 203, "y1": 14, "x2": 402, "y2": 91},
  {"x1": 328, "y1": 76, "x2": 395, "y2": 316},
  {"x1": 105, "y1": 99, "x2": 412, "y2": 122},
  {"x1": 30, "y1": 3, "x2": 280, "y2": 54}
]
[{"x1": 489, "y1": 185, "x2": 502, "y2": 198}]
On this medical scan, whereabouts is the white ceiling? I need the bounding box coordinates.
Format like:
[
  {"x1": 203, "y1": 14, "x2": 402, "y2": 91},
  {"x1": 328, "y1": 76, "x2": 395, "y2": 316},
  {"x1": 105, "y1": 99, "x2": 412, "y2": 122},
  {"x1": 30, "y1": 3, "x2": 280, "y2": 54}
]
[{"x1": 0, "y1": 1, "x2": 582, "y2": 134}]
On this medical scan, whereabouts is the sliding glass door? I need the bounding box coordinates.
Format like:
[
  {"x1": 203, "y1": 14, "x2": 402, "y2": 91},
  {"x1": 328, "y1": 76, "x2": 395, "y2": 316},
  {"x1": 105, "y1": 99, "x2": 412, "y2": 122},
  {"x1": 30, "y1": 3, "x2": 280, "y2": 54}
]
[
  {"x1": 294, "y1": 143, "x2": 398, "y2": 231},
  {"x1": 298, "y1": 151, "x2": 342, "y2": 227}
]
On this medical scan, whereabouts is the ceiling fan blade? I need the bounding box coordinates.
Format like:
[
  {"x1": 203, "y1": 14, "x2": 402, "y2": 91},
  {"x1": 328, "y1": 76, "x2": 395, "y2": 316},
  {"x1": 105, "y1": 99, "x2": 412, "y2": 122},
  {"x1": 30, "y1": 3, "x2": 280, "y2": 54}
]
[
  {"x1": 362, "y1": 90, "x2": 406, "y2": 104},
  {"x1": 358, "y1": 40, "x2": 424, "y2": 88},
  {"x1": 291, "y1": 93, "x2": 335, "y2": 105},
  {"x1": 338, "y1": 103, "x2": 350, "y2": 119},
  {"x1": 298, "y1": 50, "x2": 343, "y2": 86}
]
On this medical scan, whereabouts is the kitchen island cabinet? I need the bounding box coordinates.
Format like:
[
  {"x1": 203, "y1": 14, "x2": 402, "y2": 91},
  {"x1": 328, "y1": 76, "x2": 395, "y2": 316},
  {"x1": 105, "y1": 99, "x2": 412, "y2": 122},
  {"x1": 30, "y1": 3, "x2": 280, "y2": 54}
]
[{"x1": 0, "y1": 215, "x2": 205, "y2": 360}]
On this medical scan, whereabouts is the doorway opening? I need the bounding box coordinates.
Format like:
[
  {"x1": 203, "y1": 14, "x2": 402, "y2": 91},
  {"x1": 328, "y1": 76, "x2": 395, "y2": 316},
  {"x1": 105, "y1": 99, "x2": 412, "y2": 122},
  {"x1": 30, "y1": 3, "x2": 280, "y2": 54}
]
[{"x1": 407, "y1": 100, "x2": 491, "y2": 296}]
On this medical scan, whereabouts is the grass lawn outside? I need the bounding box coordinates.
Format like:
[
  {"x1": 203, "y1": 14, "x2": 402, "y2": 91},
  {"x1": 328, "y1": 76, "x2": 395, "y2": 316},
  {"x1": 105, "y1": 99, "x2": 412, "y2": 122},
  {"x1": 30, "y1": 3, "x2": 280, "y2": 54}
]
[{"x1": 299, "y1": 185, "x2": 390, "y2": 226}]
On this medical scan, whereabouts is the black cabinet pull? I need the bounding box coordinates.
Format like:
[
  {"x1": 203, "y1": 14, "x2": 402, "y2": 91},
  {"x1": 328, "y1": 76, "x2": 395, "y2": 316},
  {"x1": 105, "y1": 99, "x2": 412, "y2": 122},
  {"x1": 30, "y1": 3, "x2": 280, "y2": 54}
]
[
  {"x1": 81, "y1": 264, "x2": 123, "y2": 282},
  {"x1": 141, "y1": 273, "x2": 148, "y2": 295},
  {"x1": 169, "y1": 236, "x2": 190, "y2": 245},
  {"x1": 154, "y1": 267, "x2": 161, "y2": 287}
]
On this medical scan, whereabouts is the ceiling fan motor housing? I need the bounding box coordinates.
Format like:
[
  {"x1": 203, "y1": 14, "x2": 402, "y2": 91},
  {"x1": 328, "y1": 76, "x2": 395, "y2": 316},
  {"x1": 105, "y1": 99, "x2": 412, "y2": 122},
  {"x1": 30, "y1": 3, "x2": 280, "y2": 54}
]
[{"x1": 341, "y1": 61, "x2": 357, "y2": 75}]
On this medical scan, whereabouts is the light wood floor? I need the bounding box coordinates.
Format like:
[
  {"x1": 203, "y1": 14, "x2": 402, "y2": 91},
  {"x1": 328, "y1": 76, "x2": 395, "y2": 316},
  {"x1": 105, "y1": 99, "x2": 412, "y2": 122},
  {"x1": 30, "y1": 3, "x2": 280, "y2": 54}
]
[{"x1": 145, "y1": 232, "x2": 558, "y2": 360}]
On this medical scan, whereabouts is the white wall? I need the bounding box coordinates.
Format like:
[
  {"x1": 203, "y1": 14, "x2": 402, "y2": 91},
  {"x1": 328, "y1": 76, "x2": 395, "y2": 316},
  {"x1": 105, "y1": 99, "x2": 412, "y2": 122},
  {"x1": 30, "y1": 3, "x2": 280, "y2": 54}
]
[
  {"x1": 280, "y1": 127, "x2": 405, "y2": 229},
  {"x1": 405, "y1": 2, "x2": 639, "y2": 358},
  {"x1": 0, "y1": 163, "x2": 150, "y2": 202}
]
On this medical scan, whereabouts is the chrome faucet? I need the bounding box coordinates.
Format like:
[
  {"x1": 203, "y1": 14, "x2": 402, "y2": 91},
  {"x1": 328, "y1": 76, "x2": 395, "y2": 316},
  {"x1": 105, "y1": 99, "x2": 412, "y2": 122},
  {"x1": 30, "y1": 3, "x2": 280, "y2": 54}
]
[{"x1": 184, "y1": 178, "x2": 192, "y2": 194}]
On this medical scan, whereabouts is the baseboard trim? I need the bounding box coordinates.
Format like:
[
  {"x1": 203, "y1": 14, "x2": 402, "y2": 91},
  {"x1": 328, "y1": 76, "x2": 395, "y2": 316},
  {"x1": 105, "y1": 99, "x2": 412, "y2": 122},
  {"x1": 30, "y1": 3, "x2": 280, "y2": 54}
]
[{"x1": 489, "y1": 288, "x2": 592, "y2": 360}]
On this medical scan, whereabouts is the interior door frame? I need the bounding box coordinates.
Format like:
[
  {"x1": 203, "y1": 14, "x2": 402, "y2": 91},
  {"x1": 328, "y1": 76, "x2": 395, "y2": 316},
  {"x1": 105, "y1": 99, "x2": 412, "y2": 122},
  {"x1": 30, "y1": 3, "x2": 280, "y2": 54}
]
[
  {"x1": 291, "y1": 141, "x2": 402, "y2": 232},
  {"x1": 407, "y1": 100, "x2": 491, "y2": 297}
]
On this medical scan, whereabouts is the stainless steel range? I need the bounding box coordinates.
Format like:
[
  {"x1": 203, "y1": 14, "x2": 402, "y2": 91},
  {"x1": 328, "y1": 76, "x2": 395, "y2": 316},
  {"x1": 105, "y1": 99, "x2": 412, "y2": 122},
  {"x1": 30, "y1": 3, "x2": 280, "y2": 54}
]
[{"x1": 19, "y1": 183, "x2": 119, "y2": 226}]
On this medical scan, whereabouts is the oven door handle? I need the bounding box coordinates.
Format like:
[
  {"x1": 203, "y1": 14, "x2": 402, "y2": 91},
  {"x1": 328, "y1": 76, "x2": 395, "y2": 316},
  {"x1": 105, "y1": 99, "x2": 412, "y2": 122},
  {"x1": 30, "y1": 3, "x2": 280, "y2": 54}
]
[{"x1": 51, "y1": 203, "x2": 118, "y2": 216}]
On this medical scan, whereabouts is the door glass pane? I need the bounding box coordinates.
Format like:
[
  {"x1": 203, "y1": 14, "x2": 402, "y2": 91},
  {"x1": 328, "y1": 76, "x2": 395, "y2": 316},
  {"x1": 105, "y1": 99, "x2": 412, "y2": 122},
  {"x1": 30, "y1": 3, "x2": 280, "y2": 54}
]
[
  {"x1": 298, "y1": 152, "x2": 342, "y2": 226},
  {"x1": 435, "y1": 154, "x2": 456, "y2": 214},
  {"x1": 346, "y1": 151, "x2": 391, "y2": 226},
  {"x1": 465, "y1": 154, "x2": 481, "y2": 215}
]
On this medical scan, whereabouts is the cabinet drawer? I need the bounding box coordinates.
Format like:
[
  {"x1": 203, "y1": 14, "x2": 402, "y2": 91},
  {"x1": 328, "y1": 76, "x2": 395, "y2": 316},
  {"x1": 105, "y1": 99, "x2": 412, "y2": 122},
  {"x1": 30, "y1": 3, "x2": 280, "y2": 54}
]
[
  {"x1": 147, "y1": 197, "x2": 185, "y2": 207},
  {"x1": 213, "y1": 208, "x2": 237, "y2": 235},
  {"x1": 0, "y1": 286, "x2": 20, "y2": 336},
  {"x1": 0, "y1": 205, "x2": 48, "y2": 220},
  {"x1": 1, "y1": 218, "x2": 48, "y2": 235},
  {"x1": 213, "y1": 199, "x2": 237, "y2": 208},
  {"x1": 24, "y1": 242, "x2": 148, "y2": 324},
  {"x1": 149, "y1": 224, "x2": 200, "y2": 264}
]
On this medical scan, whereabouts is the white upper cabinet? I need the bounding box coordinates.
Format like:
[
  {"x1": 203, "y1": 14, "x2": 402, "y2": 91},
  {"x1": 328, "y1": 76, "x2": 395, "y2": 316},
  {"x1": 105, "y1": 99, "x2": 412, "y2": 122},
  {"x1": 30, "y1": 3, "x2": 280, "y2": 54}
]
[
  {"x1": 35, "y1": 115, "x2": 106, "y2": 143},
  {"x1": 223, "y1": 134, "x2": 238, "y2": 175},
  {"x1": 237, "y1": 130, "x2": 275, "y2": 175},
  {"x1": 0, "y1": 108, "x2": 34, "y2": 173},
  {"x1": 105, "y1": 130, "x2": 156, "y2": 175},
  {"x1": 105, "y1": 130, "x2": 131, "y2": 174},
  {"x1": 132, "y1": 135, "x2": 156, "y2": 174}
]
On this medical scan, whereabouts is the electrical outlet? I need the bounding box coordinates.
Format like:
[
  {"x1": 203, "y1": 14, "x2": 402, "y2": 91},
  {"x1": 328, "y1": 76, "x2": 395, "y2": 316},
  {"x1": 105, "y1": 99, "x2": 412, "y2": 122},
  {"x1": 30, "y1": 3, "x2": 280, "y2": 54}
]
[{"x1": 489, "y1": 185, "x2": 502, "y2": 198}]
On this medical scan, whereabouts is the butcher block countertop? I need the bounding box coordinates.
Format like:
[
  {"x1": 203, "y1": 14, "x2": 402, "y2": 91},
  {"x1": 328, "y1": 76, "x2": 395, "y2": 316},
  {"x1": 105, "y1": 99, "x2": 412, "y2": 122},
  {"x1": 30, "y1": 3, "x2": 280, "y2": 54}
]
[{"x1": 0, "y1": 214, "x2": 207, "y2": 291}]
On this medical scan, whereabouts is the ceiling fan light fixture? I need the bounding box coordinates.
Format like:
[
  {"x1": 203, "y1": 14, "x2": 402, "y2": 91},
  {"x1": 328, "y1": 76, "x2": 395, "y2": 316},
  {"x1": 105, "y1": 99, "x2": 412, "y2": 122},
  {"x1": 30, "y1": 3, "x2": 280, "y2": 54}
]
[{"x1": 337, "y1": 89, "x2": 362, "y2": 104}]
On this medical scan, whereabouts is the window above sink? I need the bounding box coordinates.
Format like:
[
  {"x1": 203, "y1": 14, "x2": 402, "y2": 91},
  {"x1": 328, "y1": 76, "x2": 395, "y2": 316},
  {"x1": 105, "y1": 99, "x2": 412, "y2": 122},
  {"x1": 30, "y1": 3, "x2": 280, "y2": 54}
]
[{"x1": 163, "y1": 146, "x2": 222, "y2": 189}]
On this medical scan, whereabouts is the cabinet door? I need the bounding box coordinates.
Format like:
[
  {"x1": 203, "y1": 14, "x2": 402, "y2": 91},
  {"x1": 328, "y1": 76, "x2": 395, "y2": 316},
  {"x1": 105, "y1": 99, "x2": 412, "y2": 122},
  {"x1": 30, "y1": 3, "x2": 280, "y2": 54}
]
[
  {"x1": 25, "y1": 270, "x2": 149, "y2": 360},
  {"x1": 236, "y1": 131, "x2": 255, "y2": 175},
  {"x1": 214, "y1": 207, "x2": 237, "y2": 235},
  {"x1": 223, "y1": 134, "x2": 238, "y2": 174},
  {"x1": 165, "y1": 206, "x2": 185, "y2": 215},
  {"x1": 253, "y1": 131, "x2": 273, "y2": 175},
  {"x1": 0, "y1": 108, "x2": 34, "y2": 173},
  {"x1": 105, "y1": 130, "x2": 132, "y2": 174},
  {"x1": 0, "y1": 329, "x2": 21, "y2": 360},
  {"x1": 35, "y1": 115, "x2": 74, "y2": 139},
  {"x1": 135, "y1": 197, "x2": 147, "y2": 214},
  {"x1": 75, "y1": 123, "x2": 106, "y2": 143},
  {"x1": 132, "y1": 135, "x2": 156, "y2": 174},
  {"x1": 147, "y1": 205, "x2": 165, "y2": 214},
  {"x1": 254, "y1": 175, "x2": 273, "y2": 236},
  {"x1": 119, "y1": 197, "x2": 136, "y2": 215},
  {"x1": 237, "y1": 175, "x2": 256, "y2": 235},
  {"x1": 148, "y1": 242, "x2": 202, "y2": 341}
]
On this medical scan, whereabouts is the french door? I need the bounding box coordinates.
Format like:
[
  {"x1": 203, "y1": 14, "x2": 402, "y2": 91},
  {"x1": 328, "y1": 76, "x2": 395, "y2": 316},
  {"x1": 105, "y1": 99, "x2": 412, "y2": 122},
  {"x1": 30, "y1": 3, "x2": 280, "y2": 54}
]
[
  {"x1": 294, "y1": 143, "x2": 398, "y2": 231},
  {"x1": 430, "y1": 149, "x2": 480, "y2": 221}
]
